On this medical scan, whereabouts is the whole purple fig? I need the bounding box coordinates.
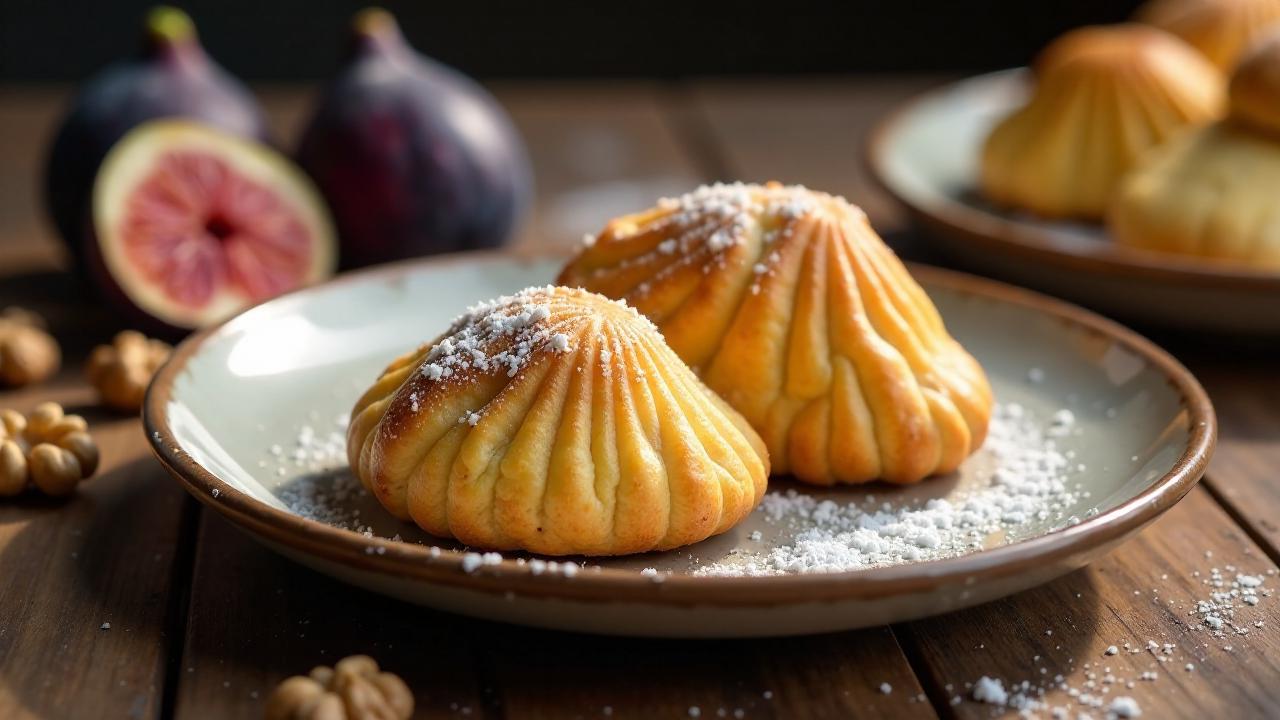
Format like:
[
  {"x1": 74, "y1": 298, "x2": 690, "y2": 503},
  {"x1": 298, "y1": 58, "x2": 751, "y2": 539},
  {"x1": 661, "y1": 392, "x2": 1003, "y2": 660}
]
[
  {"x1": 297, "y1": 8, "x2": 532, "y2": 268},
  {"x1": 44, "y1": 6, "x2": 270, "y2": 259}
]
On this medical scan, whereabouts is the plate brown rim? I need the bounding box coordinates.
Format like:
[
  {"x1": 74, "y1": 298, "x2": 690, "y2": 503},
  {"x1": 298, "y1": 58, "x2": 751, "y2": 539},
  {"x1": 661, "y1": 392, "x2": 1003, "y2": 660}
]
[
  {"x1": 863, "y1": 68, "x2": 1280, "y2": 292},
  {"x1": 143, "y1": 250, "x2": 1216, "y2": 608}
]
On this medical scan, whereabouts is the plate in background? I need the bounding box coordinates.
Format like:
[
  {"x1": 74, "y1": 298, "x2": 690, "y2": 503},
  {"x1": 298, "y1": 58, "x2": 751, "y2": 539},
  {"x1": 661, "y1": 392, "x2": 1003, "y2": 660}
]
[
  {"x1": 867, "y1": 69, "x2": 1280, "y2": 336},
  {"x1": 144, "y1": 252, "x2": 1214, "y2": 637}
]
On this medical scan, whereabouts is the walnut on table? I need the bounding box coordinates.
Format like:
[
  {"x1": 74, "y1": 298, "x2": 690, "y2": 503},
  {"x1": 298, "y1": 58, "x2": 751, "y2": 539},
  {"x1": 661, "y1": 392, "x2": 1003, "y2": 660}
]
[
  {"x1": 0, "y1": 307, "x2": 61, "y2": 388},
  {"x1": 86, "y1": 330, "x2": 172, "y2": 412},
  {"x1": 265, "y1": 655, "x2": 413, "y2": 720},
  {"x1": 0, "y1": 402, "x2": 99, "y2": 497}
]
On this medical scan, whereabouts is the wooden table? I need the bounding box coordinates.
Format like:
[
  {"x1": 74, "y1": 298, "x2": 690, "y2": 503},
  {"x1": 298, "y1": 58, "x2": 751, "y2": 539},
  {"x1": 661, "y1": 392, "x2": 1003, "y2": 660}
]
[{"x1": 2, "y1": 79, "x2": 1279, "y2": 719}]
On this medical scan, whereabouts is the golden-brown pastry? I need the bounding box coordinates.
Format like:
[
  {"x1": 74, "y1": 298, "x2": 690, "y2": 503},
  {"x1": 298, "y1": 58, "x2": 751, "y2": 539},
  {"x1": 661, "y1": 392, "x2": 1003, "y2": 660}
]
[
  {"x1": 1137, "y1": 0, "x2": 1280, "y2": 69},
  {"x1": 1227, "y1": 28, "x2": 1280, "y2": 131},
  {"x1": 265, "y1": 655, "x2": 413, "y2": 720},
  {"x1": 1109, "y1": 32, "x2": 1280, "y2": 267},
  {"x1": 558, "y1": 183, "x2": 992, "y2": 486},
  {"x1": 347, "y1": 285, "x2": 769, "y2": 556},
  {"x1": 981, "y1": 24, "x2": 1224, "y2": 219},
  {"x1": 0, "y1": 403, "x2": 99, "y2": 497},
  {"x1": 86, "y1": 330, "x2": 172, "y2": 412}
]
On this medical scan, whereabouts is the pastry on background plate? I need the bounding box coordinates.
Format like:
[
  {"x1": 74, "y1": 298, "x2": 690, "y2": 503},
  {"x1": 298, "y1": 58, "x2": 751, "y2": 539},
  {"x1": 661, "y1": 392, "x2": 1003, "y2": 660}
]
[
  {"x1": 1137, "y1": 0, "x2": 1280, "y2": 69},
  {"x1": 980, "y1": 24, "x2": 1224, "y2": 220},
  {"x1": 347, "y1": 285, "x2": 769, "y2": 556},
  {"x1": 1109, "y1": 32, "x2": 1280, "y2": 268},
  {"x1": 558, "y1": 182, "x2": 992, "y2": 486}
]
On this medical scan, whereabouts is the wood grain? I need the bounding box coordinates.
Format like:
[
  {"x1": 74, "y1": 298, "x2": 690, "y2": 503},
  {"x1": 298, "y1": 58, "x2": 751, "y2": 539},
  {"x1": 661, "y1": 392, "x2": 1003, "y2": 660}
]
[
  {"x1": 1186, "y1": 360, "x2": 1280, "y2": 559},
  {"x1": 175, "y1": 512, "x2": 936, "y2": 720},
  {"x1": 0, "y1": 84, "x2": 194, "y2": 720},
  {"x1": 172, "y1": 513, "x2": 490, "y2": 719},
  {"x1": 490, "y1": 625, "x2": 936, "y2": 720},
  {"x1": 0, "y1": 377, "x2": 195, "y2": 720}
]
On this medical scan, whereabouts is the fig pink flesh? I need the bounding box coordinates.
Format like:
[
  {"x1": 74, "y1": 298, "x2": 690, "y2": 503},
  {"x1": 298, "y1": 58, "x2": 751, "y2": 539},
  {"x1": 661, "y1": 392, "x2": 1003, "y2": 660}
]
[{"x1": 121, "y1": 151, "x2": 313, "y2": 308}]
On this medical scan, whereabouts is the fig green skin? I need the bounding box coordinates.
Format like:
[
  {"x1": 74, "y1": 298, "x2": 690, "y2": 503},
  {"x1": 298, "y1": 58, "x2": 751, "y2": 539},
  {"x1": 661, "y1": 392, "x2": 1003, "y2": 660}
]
[
  {"x1": 297, "y1": 15, "x2": 532, "y2": 269},
  {"x1": 44, "y1": 20, "x2": 269, "y2": 262}
]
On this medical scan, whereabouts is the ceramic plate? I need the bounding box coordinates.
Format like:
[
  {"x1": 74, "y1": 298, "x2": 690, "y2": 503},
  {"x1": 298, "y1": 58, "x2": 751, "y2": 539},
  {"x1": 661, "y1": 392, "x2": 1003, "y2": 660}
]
[
  {"x1": 867, "y1": 69, "x2": 1280, "y2": 336},
  {"x1": 144, "y1": 252, "x2": 1214, "y2": 637}
]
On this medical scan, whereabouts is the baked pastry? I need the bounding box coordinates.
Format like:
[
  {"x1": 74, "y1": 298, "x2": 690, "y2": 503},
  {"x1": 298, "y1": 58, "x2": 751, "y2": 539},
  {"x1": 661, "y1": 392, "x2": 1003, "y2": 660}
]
[
  {"x1": 347, "y1": 285, "x2": 769, "y2": 556},
  {"x1": 1137, "y1": 0, "x2": 1280, "y2": 69},
  {"x1": 558, "y1": 183, "x2": 992, "y2": 486},
  {"x1": 981, "y1": 24, "x2": 1224, "y2": 219},
  {"x1": 1109, "y1": 32, "x2": 1280, "y2": 267}
]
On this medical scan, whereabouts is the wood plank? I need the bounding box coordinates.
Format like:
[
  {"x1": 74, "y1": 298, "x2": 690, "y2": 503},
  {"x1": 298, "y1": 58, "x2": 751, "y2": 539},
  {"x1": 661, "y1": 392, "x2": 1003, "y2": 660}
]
[
  {"x1": 178, "y1": 513, "x2": 937, "y2": 720},
  {"x1": 0, "y1": 376, "x2": 195, "y2": 719},
  {"x1": 491, "y1": 625, "x2": 936, "y2": 720},
  {"x1": 172, "y1": 513, "x2": 490, "y2": 719},
  {"x1": 902, "y1": 487, "x2": 1280, "y2": 719},
  {"x1": 685, "y1": 77, "x2": 952, "y2": 236},
  {"x1": 1184, "y1": 359, "x2": 1280, "y2": 559},
  {"x1": 0, "y1": 86, "x2": 196, "y2": 720}
]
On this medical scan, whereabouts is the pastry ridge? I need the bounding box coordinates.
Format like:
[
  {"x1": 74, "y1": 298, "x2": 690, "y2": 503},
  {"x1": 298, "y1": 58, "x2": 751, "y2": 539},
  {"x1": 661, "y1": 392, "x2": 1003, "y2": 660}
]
[
  {"x1": 1137, "y1": 0, "x2": 1280, "y2": 69},
  {"x1": 347, "y1": 285, "x2": 769, "y2": 555},
  {"x1": 981, "y1": 24, "x2": 1225, "y2": 220},
  {"x1": 559, "y1": 182, "x2": 993, "y2": 486},
  {"x1": 1109, "y1": 32, "x2": 1280, "y2": 268}
]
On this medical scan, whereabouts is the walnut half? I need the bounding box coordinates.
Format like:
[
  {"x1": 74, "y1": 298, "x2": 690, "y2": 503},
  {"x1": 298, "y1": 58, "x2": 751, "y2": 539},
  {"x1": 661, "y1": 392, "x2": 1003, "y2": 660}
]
[
  {"x1": 0, "y1": 402, "x2": 99, "y2": 497},
  {"x1": 0, "y1": 308, "x2": 60, "y2": 388},
  {"x1": 86, "y1": 331, "x2": 172, "y2": 412},
  {"x1": 265, "y1": 655, "x2": 413, "y2": 720}
]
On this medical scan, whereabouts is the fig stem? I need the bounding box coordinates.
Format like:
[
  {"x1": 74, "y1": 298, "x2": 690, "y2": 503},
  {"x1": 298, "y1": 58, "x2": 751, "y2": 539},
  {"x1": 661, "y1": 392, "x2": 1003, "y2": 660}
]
[
  {"x1": 350, "y1": 7, "x2": 407, "y2": 58},
  {"x1": 144, "y1": 6, "x2": 206, "y2": 67},
  {"x1": 146, "y1": 6, "x2": 197, "y2": 44},
  {"x1": 353, "y1": 7, "x2": 397, "y2": 36}
]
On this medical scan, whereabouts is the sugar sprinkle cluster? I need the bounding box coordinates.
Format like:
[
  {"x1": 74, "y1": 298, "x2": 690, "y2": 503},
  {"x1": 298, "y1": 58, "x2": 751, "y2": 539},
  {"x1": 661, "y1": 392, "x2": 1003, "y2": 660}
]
[
  {"x1": 418, "y1": 286, "x2": 567, "y2": 383},
  {"x1": 580, "y1": 183, "x2": 859, "y2": 295},
  {"x1": 696, "y1": 401, "x2": 1085, "y2": 576}
]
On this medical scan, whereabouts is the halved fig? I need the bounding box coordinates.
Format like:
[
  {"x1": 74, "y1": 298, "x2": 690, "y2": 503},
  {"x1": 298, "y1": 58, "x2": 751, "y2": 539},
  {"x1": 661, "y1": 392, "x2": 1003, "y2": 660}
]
[{"x1": 90, "y1": 120, "x2": 336, "y2": 331}]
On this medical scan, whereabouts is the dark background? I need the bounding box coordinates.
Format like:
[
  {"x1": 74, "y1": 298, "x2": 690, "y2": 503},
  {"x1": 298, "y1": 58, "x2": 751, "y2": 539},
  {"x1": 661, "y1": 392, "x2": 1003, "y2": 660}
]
[{"x1": 1, "y1": 0, "x2": 1144, "y2": 81}]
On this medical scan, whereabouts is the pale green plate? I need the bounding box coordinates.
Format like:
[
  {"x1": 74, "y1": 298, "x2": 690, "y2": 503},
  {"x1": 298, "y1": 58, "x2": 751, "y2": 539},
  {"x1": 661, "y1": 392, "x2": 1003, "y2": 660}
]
[{"x1": 145, "y1": 253, "x2": 1214, "y2": 637}]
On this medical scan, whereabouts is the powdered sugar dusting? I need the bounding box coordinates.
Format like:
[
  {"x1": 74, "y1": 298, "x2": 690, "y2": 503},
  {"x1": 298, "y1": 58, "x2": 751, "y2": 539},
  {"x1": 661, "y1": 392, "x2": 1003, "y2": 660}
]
[
  {"x1": 572, "y1": 184, "x2": 869, "y2": 298},
  {"x1": 696, "y1": 401, "x2": 1086, "y2": 576},
  {"x1": 624, "y1": 183, "x2": 853, "y2": 273},
  {"x1": 279, "y1": 467, "x2": 369, "y2": 532},
  {"x1": 972, "y1": 676, "x2": 1008, "y2": 705},
  {"x1": 656, "y1": 183, "x2": 825, "y2": 258},
  {"x1": 415, "y1": 286, "x2": 602, "y2": 383}
]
